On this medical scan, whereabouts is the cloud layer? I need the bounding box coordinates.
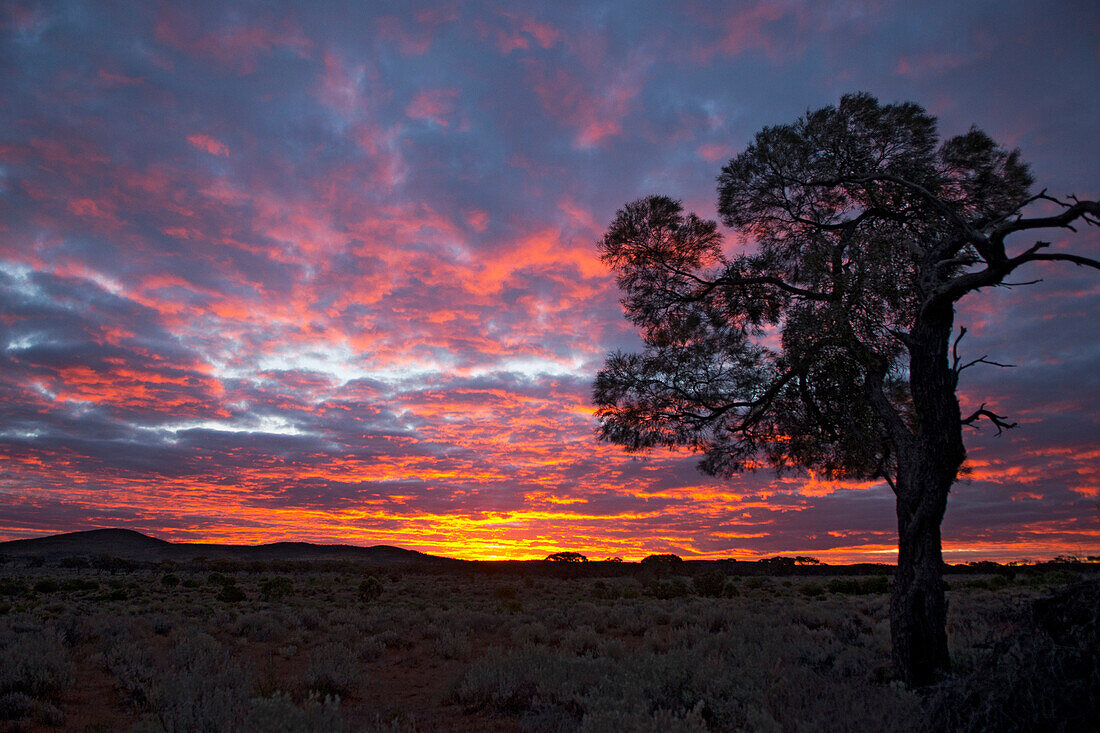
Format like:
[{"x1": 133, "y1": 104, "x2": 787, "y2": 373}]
[{"x1": 1, "y1": 0, "x2": 1098, "y2": 560}]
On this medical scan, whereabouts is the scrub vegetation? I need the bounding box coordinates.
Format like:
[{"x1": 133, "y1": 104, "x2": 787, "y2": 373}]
[{"x1": 0, "y1": 553, "x2": 1095, "y2": 732}]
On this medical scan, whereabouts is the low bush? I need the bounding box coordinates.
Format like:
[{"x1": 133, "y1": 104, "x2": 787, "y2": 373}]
[
  {"x1": 930, "y1": 579, "x2": 1099, "y2": 731},
  {"x1": 358, "y1": 576, "x2": 383, "y2": 603},
  {"x1": 260, "y1": 576, "x2": 294, "y2": 601},
  {"x1": 304, "y1": 643, "x2": 359, "y2": 697},
  {"x1": 435, "y1": 629, "x2": 472, "y2": 660},
  {"x1": 245, "y1": 692, "x2": 343, "y2": 733},
  {"x1": 827, "y1": 576, "x2": 890, "y2": 595},
  {"x1": 217, "y1": 585, "x2": 246, "y2": 603},
  {"x1": 0, "y1": 628, "x2": 74, "y2": 701},
  {"x1": 692, "y1": 570, "x2": 728, "y2": 598}
]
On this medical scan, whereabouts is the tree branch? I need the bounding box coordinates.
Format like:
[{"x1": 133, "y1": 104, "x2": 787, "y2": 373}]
[
  {"x1": 674, "y1": 273, "x2": 835, "y2": 304},
  {"x1": 956, "y1": 356, "x2": 1014, "y2": 374},
  {"x1": 990, "y1": 199, "x2": 1100, "y2": 248},
  {"x1": 961, "y1": 404, "x2": 1017, "y2": 436},
  {"x1": 928, "y1": 216, "x2": 1100, "y2": 313}
]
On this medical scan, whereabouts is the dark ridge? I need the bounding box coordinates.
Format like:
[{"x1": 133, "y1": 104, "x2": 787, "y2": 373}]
[
  {"x1": 0, "y1": 529, "x2": 454, "y2": 565},
  {"x1": 0, "y1": 528, "x2": 171, "y2": 557}
]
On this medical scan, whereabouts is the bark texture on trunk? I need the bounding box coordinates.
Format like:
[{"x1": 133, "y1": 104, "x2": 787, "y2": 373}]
[
  {"x1": 889, "y1": 311, "x2": 965, "y2": 686},
  {"x1": 891, "y1": 477, "x2": 950, "y2": 686}
]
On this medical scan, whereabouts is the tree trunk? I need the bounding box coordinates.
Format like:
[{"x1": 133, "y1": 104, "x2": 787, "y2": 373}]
[
  {"x1": 889, "y1": 311, "x2": 965, "y2": 686},
  {"x1": 891, "y1": 472, "x2": 951, "y2": 686}
]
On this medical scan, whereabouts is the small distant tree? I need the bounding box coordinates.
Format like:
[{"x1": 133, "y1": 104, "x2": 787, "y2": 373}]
[
  {"x1": 594, "y1": 93, "x2": 1099, "y2": 685},
  {"x1": 545, "y1": 552, "x2": 588, "y2": 563},
  {"x1": 641, "y1": 554, "x2": 683, "y2": 565}
]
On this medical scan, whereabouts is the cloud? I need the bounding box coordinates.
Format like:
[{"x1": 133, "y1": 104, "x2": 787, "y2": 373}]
[
  {"x1": 187, "y1": 134, "x2": 230, "y2": 157},
  {"x1": 526, "y1": 54, "x2": 650, "y2": 148},
  {"x1": 406, "y1": 88, "x2": 459, "y2": 126}
]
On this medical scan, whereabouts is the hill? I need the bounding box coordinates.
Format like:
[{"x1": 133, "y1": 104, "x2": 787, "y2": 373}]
[{"x1": 0, "y1": 528, "x2": 453, "y2": 565}]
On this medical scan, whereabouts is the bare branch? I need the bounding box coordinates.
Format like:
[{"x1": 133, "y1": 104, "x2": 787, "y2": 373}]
[
  {"x1": 990, "y1": 199, "x2": 1100, "y2": 248},
  {"x1": 957, "y1": 355, "x2": 1014, "y2": 374},
  {"x1": 950, "y1": 327, "x2": 966, "y2": 372},
  {"x1": 1017, "y1": 252, "x2": 1100, "y2": 269},
  {"x1": 929, "y1": 219, "x2": 1100, "y2": 312},
  {"x1": 961, "y1": 404, "x2": 1018, "y2": 436}
]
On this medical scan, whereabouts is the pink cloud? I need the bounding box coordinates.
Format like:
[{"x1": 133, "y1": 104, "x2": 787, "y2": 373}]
[
  {"x1": 154, "y1": 7, "x2": 312, "y2": 74},
  {"x1": 527, "y1": 58, "x2": 649, "y2": 148},
  {"x1": 895, "y1": 51, "x2": 968, "y2": 77},
  {"x1": 687, "y1": 1, "x2": 809, "y2": 64},
  {"x1": 406, "y1": 88, "x2": 459, "y2": 126},
  {"x1": 187, "y1": 133, "x2": 229, "y2": 157},
  {"x1": 697, "y1": 142, "x2": 733, "y2": 162},
  {"x1": 476, "y1": 11, "x2": 561, "y2": 54},
  {"x1": 466, "y1": 210, "x2": 489, "y2": 232}
]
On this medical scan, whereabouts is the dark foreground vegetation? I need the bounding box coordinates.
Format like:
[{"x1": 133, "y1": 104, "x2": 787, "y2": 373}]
[{"x1": 0, "y1": 541, "x2": 1096, "y2": 732}]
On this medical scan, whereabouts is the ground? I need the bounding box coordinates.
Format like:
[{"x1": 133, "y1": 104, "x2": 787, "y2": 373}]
[{"x1": 0, "y1": 558, "x2": 1094, "y2": 731}]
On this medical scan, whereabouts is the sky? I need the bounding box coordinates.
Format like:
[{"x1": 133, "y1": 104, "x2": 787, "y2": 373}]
[{"x1": 1, "y1": 0, "x2": 1098, "y2": 562}]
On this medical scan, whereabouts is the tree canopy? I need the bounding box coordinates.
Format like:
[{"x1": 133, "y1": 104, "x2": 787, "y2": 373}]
[
  {"x1": 595, "y1": 92, "x2": 1094, "y2": 488},
  {"x1": 545, "y1": 551, "x2": 588, "y2": 563}
]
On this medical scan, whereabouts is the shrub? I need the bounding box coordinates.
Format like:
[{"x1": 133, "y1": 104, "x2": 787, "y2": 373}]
[
  {"x1": 650, "y1": 578, "x2": 691, "y2": 600},
  {"x1": 235, "y1": 613, "x2": 282, "y2": 642},
  {"x1": 99, "y1": 588, "x2": 128, "y2": 601},
  {"x1": 304, "y1": 643, "x2": 359, "y2": 697},
  {"x1": 930, "y1": 579, "x2": 1099, "y2": 731},
  {"x1": 162, "y1": 574, "x2": 180, "y2": 588},
  {"x1": 32, "y1": 579, "x2": 59, "y2": 594},
  {"x1": 217, "y1": 585, "x2": 246, "y2": 603},
  {"x1": 207, "y1": 572, "x2": 231, "y2": 586},
  {"x1": 827, "y1": 576, "x2": 890, "y2": 595},
  {"x1": 260, "y1": 577, "x2": 294, "y2": 601},
  {"x1": 0, "y1": 629, "x2": 74, "y2": 701},
  {"x1": 0, "y1": 579, "x2": 25, "y2": 597},
  {"x1": 692, "y1": 570, "x2": 727, "y2": 598},
  {"x1": 245, "y1": 692, "x2": 343, "y2": 733},
  {"x1": 0, "y1": 692, "x2": 65, "y2": 726},
  {"x1": 102, "y1": 638, "x2": 158, "y2": 706},
  {"x1": 358, "y1": 576, "x2": 383, "y2": 603},
  {"x1": 153, "y1": 634, "x2": 254, "y2": 733},
  {"x1": 493, "y1": 584, "x2": 518, "y2": 601},
  {"x1": 435, "y1": 630, "x2": 472, "y2": 661}
]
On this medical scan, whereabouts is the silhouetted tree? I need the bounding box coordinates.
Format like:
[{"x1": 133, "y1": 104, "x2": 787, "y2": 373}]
[
  {"x1": 593, "y1": 93, "x2": 1099, "y2": 686},
  {"x1": 545, "y1": 552, "x2": 588, "y2": 562},
  {"x1": 640, "y1": 554, "x2": 683, "y2": 565}
]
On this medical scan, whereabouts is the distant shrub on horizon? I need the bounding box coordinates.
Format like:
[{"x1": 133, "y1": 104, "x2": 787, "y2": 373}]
[
  {"x1": 640, "y1": 554, "x2": 682, "y2": 565},
  {"x1": 546, "y1": 552, "x2": 588, "y2": 563}
]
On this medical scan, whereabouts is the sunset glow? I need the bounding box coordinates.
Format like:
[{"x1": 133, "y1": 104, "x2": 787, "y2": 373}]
[{"x1": 2, "y1": 1, "x2": 1098, "y2": 563}]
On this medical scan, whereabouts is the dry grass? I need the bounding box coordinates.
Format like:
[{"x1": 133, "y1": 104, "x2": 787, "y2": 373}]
[{"x1": 0, "y1": 558, "x2": 1093, "y2": 732}]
